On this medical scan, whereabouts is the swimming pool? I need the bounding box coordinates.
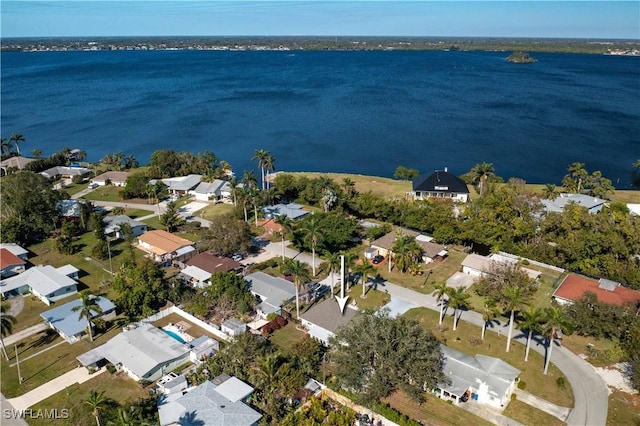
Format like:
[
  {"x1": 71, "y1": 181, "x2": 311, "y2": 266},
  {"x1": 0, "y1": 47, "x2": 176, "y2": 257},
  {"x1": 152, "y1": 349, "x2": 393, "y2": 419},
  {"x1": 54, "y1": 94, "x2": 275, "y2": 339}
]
[{"x1": 163, "y1": 329, "x2": 186, "y2": 344}]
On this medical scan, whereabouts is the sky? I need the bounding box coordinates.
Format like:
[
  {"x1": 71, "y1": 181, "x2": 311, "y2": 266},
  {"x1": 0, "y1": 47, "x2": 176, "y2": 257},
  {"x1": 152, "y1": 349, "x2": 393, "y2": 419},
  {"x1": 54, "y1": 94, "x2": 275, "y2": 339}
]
[{"x1": 1, "y1": 1, "x2": 638, "y2": 39}]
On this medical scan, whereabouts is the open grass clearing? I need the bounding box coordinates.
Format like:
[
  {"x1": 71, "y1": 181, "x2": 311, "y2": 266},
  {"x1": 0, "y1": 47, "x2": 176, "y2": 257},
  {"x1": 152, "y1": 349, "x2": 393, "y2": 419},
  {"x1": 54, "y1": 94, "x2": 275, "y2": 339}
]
[
  {"x1": 502, "y1": 399, "x2": 565, "y2": 426},
  {"x1": 59, "y1": 182, "x2": 86, "y2": 196},
  {"x1": 288, "y1": 172, "x2": 412, "y2": 199},
  {"x1": 0, "y1": 318, "x2": 125, "y2": 398},
  {"x1": 560, "y1": 333, "x2": 623, "y2": 368},
  {"x1": 345, "y1": 284, "x2": 391, "y2": 311},
  {"x1": 383, "y1": 390, "x2": 493, "y2": 426},
  {"x1": 197, "y1": 202, "x2": 235, "y2": 220},
  {"x1": 121, "y1": 208, "x2": 153, "y2": 219},
  {"x1": 28, "y1": 370, "x2": 150, "y2": 426},
  {"x1": 607, "y1": 389, "x2": 640, "y2": 426},
  {"x1": 268, "y1": 321, "x2": 308, "y2": 354},
  {"x1": 81, "y1": 185, "x2": 126, "y2": 202},
  {"x1": 403, "y1": 307, "x2": 574, "y2": 408}
]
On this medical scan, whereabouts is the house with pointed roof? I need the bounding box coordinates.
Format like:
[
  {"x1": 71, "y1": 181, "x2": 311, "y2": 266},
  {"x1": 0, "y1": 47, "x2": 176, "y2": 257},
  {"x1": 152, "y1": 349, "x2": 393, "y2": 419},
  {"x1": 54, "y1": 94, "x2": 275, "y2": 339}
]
[
  {"x1": 103, "y1": 215, "x2": 148, "y2": 239},
  {"x1": 244, "y1": 272, "x2": 297, "y2": 319},
  {"x1": 370, "y1": 228, "x2": 447, "y2": 263},
  {"x1": 180, "y1": 253, "x2": 243, "y2": 288},
  {"x1": 261, "y1": 203, "x2": 308, "y2": 221},
  {"x1": 136, "y1": 230, "x2": 196, "y2": 264},
  {"x1": 437, "y1": 345, "x2": 520, "y2": 408},
  {"x1": 552, "y1": 273, "x2": 640, "y2": 308},
  {"x1": 299, "y1": 298, "x2": 358, "y2": 346},
  {"x1": 157, "y1": 374, "x2": 261, "y2": 426},
  {"x1": 0, "y1": 156, "x2": 36, "y2": 175},
  {"x1": 540, "y1": 193, "x2": 606, "y2": 214},
  {"x1": 161, "y1": 174, "x2": 202, "y2": 195},
  {"x1": 92, "y1": 171, "x2": 130, "y2": 187},
  {"x1": 40, "y1": 296, "x2": 117, "y2": 343},
  {"x1": 0, "y1": 248, "x2": 27, "y2": 278},
  {"x1": 411, "y1": 169, "x2": 470, "y2": 203},
  {"x1": 193, "y1": 180, "x2": 233, "y2": 202},
  {"x1": 0, "y1": 264, "x2": 79, "y2": 305}
]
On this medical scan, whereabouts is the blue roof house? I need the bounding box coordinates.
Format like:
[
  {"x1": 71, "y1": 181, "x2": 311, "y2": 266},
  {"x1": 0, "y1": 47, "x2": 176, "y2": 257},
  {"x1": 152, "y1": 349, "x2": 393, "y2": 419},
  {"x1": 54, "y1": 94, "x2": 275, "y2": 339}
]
[{"x1": 40, "y1": 296, "x2": 116, "y2": 343}]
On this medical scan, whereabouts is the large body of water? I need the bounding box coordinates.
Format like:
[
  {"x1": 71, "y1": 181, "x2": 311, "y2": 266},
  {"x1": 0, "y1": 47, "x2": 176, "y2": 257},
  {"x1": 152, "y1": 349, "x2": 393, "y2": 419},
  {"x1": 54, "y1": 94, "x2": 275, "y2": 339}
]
[{"x1": 1, "y1": 50, "x2": 638, "y2": 187}]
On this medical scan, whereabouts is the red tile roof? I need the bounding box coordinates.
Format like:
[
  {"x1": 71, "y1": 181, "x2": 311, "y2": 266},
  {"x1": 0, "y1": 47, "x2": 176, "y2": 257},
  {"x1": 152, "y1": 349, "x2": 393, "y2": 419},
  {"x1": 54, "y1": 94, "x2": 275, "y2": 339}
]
[
  {"x1": 0, "y1": 248, "x2": 26, "y2": 269},
  {"x1": 553, "y1": 274, "x2": 640, "y2": 307}
]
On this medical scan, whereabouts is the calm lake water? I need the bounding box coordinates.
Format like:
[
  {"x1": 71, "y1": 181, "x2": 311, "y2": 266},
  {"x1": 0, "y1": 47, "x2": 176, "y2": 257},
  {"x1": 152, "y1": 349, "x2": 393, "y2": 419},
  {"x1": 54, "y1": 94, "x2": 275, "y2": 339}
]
[{"x1": 1, "y1": 50, "x2": 638, "y2": 187}]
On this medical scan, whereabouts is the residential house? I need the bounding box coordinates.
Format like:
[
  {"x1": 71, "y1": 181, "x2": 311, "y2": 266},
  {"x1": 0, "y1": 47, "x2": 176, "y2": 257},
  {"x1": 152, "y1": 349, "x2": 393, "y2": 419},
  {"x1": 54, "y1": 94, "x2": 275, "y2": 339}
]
[
  {"x1": 411, "y1": 169, "x2": 470, "y2": 203},
  {"x1": 0, "y1": 248, "x2": 27, "y2": 278},
  {"x1": 0, "y1": 243, "x2": 29, "y2": 261},
  {"x1": 92, "y1": 171, "x2": 130, "y2": 186},
  {"x1": 0, "y1": 156, "x2": 36, "y2": 175},
  {"x1": 187, "y1": 335, "x2": 219, "y2": 364},
  {"x1": 103, "y1": 215, "x2": 148, "y2": 239},
  {"x1": 157, "y1": 374, "x2": 262, "y2": 426},
  {"x1": 370, "y1": 229, "x2": 447, "y2": 263},
  {"x1": 77, "y1": 322, "x2": 191, "y2": 381},
  {"x1": 261, "y1": 203, "x2": 308, "y2": 221},
  {"x1": 461, "y1": 253, "x2": 541, "y2": 280},
  {"x1": 40, "y1": 296, "x2": 117, "y2": 343},
  {"x1": 180, "y1": 253, "x2": 243, "y2": 288},
  {"x1": 40, "y1": 166, "x2": 91, "y2": 181},
  {"x1": 540, "y1": 193, "x2": 606, "y2": 214},
  {"x1": 0, "y1": 264, "x2": 79, "y2": 304},
  {"x1": 244, "y1": 272, "x2": 297, "y2": 319},
  {"x1": 552, "y1": 273, "x2": 640, "y2": 308},
  {"x1": 161, "y1": 174, "x2": 202, "y2": 195},
  {"x1": 193, "y1": 180, "x2": 233, "y2": 202},
  {"x1": 299, "y1": 298, "x2": 358, "y2": 346},
  {"x1": 136, "y1": 230, "x2": 196, "y2": 264},
  {"x1": 221, "y1": 318, "x2": 247, "y2": 337},
  {"x1": 437, "y1": 345, "x2": 520, "y2": 408},
  {"x1": 157, "y1": 373, "x2": 188, "y2": 396}
]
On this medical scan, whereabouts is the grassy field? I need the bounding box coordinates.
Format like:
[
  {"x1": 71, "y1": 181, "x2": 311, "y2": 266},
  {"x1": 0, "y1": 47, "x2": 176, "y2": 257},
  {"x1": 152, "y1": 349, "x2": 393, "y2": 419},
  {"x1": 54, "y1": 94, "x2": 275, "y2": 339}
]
[
  {"x1": 608, "y1": 390, "x2": 640, "y2": 426},
  {"x1": 197, "y1": 202, "x2": 235, "y2": 220},
  {"x1": 345, "y1": 284, "x2": 391, "y2": 311},
  {"x1": 403, "y1": 307, "x2": 574, "y2": 408},
  {"x1": 269, "y1": 321, "x2": 308, "y2": 354},
  {"x1": 288, "y1": 172, "x2": 413, "y2": 199},
  {"x1": 502, "y1": 399, "x2": 565, "y2": 426},
  {"x1": 28, "y1": 371, "x2": 150, "y2": 426},
  {"x1": 383, "y1": 390, "x2": 493, "y2": 426},
  {"x1": 81, "y1": 185, "x2": 126, "y2": 202}
]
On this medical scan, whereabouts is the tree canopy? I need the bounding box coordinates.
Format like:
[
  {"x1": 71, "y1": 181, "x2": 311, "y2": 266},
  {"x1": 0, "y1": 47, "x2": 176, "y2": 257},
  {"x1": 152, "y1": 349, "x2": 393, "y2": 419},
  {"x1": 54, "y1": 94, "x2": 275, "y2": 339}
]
[
  {"x1": 198, "y1": 213, "x2": 252, "y2": 256},
  {"x1": 329, "y1": 310, "x2": 445, "y2": 404}
]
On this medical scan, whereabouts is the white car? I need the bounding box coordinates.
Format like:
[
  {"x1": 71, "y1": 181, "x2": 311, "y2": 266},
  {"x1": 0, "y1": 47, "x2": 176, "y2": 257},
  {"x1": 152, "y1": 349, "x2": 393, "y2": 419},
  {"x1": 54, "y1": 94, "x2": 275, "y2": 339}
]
[{"x1": 88, "y1": 183, "x2": 98, "y2": 189}]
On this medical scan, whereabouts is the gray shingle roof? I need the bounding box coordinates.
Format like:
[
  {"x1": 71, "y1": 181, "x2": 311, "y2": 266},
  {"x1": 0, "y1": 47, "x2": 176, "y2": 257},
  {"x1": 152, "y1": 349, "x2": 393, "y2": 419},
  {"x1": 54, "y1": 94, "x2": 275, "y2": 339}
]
[
  {"x1": 0, "y1": 265, "x2": 78, "y2": 296},
  {"x1": 299, "y1": 298, "x2": 358, "y2": 334},
  {"x1": 245, "y1": 272, "x2": 296, "y2": 311}
]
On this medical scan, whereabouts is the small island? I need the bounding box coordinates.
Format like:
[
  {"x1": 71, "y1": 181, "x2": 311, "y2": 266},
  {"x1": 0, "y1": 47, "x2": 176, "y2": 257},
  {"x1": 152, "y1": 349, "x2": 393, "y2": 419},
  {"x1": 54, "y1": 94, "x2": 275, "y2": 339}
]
[{"x1": 506, "y1": 51, "x2": 538, "y2": 63}]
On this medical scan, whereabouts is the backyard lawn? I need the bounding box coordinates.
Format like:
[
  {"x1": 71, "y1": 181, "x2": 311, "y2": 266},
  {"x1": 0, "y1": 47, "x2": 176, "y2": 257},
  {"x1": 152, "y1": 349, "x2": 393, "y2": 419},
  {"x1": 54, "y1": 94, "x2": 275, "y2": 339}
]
[
  {"x1": 403, "y1": 307, "x2": 574, "y2": 408},
  {"x1": 197, "y1": 202, "x2": 235, "y2": 220},
  {"x1": 28, "y1": 371, "x2": 150, "y2": 426},
  {"x1": 290, "y1": 172, "x2": 412, "y2": 199},
  {"x1": 269, "y1": 321, "x2": 308, "y2": 354},
  {"x1": 345, "y1": 284, "x2": 390, "y2": 311}
]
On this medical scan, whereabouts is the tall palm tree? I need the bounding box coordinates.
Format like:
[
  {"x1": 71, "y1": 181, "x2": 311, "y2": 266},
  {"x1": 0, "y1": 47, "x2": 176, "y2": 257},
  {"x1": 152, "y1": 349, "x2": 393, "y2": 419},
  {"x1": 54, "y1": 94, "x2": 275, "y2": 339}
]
[
  {"x1": 1, "y1": 138, "x2": 12, "y2": 155},
  {"x1": 84, "y1": 390, "x2": 107, "y2": 426},
  {"x1": 247, "y1": 187, "x2": 261, "y2": 227},
  {"x1": 563, "y1": 162, "x2": 588, "y2": 193},
  {"x1": 252, "y1": 149, "x2": 269, "y2": 190},
  {"x1": 343, "y1": 251, "x2": 358, "y2": 290},
  {"x1": 501, "y1": 286, "x2": 530, "y2": 353},
  {"x1": 467, "y1": 162, "x2": 495, "y2": 197},
  {"x1": 391, "y1": 232, "x2": 422, "y2": 273},
  {"x1": 301, "y1": 216, "x2": 323, "y2": 276},
  {"x1": 481, "y1": 301, "x2": 501, "y2": 340},
  {"x1": 431, "y1": 281, "x2": 448, "y2": 325},
  {"x1": 342, "y1": 177, "x2": 356, "y2": 198},
  {"x1": 31, "y1": 148, "x2": 43, "y2": 159},
  {"x1": 542, "y1": 183, "x2": 560, "y2": 200},
  {"x1": 520, "y1": 307, "x2": 544, "y2": 362},
  {"x1": 542, "y1": 307, "x2": 573, "y2": 375},
  {"x1": 242, "y1": 170, "x2": 258, "y2": 189},
  {"x1": 9, "y1": 133, "x2": 25, "y2": 156},
  {"x1": 323, "y1": 252, "x2": 342, "y2": 289},
  {"x1": 71, "y1": 291, "x2": 103, "y2": 342},
  {"x1": 446, "y1": 286, "x2": 470, "y2": 331},
  {"x1": 355, "y1": 259, "x2": 376, "y2": 298},
  {"x1": 0, "y1": 302, "x2": 17, "y2": 361},
  {"x1": 283, "y1": 259, "x2": 310, "y2": 319},
  {"x1": 263, "y1": 153, "x2": 275, "y2": 190},
  {"x1": 274, "y1": 214, "x2": 292, "y2": 260}
]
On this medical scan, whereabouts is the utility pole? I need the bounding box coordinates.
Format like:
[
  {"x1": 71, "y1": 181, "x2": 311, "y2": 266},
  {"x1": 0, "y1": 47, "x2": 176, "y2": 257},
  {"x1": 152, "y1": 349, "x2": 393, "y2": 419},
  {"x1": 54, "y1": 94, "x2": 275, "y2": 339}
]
[
  {"x1": 15, "y1": 344, "x2": 22, "y2": 384},
  {"x1": 107, "y1": 239, "x2": 113, "y2": 276}
]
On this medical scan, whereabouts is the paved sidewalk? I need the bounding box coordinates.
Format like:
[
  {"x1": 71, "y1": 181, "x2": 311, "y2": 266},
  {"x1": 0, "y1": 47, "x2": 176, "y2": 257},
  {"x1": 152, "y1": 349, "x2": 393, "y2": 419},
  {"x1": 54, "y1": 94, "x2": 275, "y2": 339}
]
[
  {"x1": 514, "y1": 389, "x2": 572, "y2": 421},
  {"x1": 8, "y1": 367, "x2": 107, "y2": 411},
  {"x1": 459, "y1": 399, "x2": 525, "y2": 426},
  {"x1": 3, "y1": 324, "x2": 48, "y2": 347}
]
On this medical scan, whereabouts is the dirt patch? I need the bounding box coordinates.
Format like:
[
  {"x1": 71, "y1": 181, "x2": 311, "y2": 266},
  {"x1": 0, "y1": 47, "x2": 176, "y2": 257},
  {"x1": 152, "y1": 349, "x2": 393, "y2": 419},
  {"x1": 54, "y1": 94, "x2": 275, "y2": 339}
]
[{"x1": 594, "y1": 362, "x2": 636, "y2": 394}]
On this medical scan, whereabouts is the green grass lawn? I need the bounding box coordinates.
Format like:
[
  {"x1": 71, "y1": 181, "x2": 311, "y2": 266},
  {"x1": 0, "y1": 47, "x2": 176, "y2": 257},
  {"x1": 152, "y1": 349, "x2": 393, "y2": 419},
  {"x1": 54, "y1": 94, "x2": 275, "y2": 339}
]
[
  {"x1": 122, "y1": 208, "x2": 153, "y2": 219},
  {"x1": 197, "y1": 202, "x2": 235, "y2": 220},
  {"x1": 59, "y1": 182, "x2": 86, "y2": 197},
  {"x1": 80, "y1": 185, "x2": 126, "y2": 202},
  {"x1": 345, "y1": 284, "x2": 391, "y2": 311},
  {"x1": 607, "y1": 390, "x2": 640, "y2": 426},
  {"x1": 10, "y1": 296, "x2": 51, "y2": 333},
  {"x1": 0, "y1": 318, "x2": 125, "y2": 398},
  {"x1": 28, "y1": 371, "x2": 150, "y2": 426},
  {"x1": 502, "y1": 399, "x2": 565, "y2": 426},
  {"x1": 269, "y1": 321, "x2": 308, "y2": 354},
  {"x1": 403, "y1": 307, "x2": 574, "y2": 408},
  {"x1": 383, "y1": 390, "x2": 493, "y2": 426},
  {"x1": 289, "y1": 172, "x2": 413, "y2": 200}
]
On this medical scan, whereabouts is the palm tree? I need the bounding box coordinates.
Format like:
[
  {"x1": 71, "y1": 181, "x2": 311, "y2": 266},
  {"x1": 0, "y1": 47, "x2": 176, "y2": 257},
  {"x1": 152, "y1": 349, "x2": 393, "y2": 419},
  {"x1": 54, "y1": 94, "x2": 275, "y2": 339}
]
[
  {"x1": 0, "y1": 302, "x2": 17, "y2": 361},
  {"x1": 520, "y1": 307, "x2": 544, "y2": 362},
  {"x1": 542, "y1": 307, "x2": 573, "y2": 375},
  {"x1": 323, "y1": 252, "x2": 342, "y2": 290},
  {"x1": 355, "y1": 259, "x2": 376, "y2": 298},
  {"x1": 242, "y1": 170, "x2": 258, "y2": 189},
  {"x1": 0, "y1": 138, "x2": 11, "y2": 155},
  {"x1": 343, "y1": 251, "x2": 358, "y2": 290},
  {"x1": 252, "y1": 149, "x2": 269, "y2": 190},
  {"x1": 391, "y1": 232, "x2": 422, "y2": 273},
  {"x1": 263, "y1": 153, "x2": 275, "y2": 190},
  {"x1": 481, "y1": 301, "x2": 501, "y2": 340},
  {"x1": 446, "y1": 286, "x2": 470, "y2": 331},
  {"x1": 501, "y1": 286, "x2": 530, "y2": 353},
  {"x1": 301, "y1": 216, "x2": 323, "y2": 276},
  {"x1": 342, "y1": 177, "x2": 356, "y2": 198},
  {"x1": 9, "y1": 133, "x2": 25, "y2": 155},
  {"x1": 431, "y1": 281, "x2": 448, "y2": 325},
  {"x1": 283, "y1": 259, "x2": 310, "y2": 319},
  {"x1": 274, "y1": 214, "x2": 292, "y2": 260},
  {"x1": 84, "y1": 390, "x2": 107, "y2": 426},
  {"x1": 542, "y1": 183, "x2": 560, "y2": 200},
  {"x1": 247, "y1": 186, "x2": 262, "y2": 227},
  {"x1": 467, "y1": 162, "x2": 495, "y2": 197},
  {"x1": 31, "y1": 148, "x2": 43, "y2": 159},
  {"x1": 71, "y1": 291, "x2": 103, "y2": 342},
  {"x1": 562, "y1": 162, "x2": 588, "y2": 193}
]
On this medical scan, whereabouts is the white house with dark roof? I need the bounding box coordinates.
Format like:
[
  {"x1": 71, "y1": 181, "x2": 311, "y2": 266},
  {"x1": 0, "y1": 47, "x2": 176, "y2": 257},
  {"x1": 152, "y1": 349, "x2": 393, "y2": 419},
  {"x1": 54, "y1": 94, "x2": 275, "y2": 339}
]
[
  {"x1": 299, "y1": 298, "x2": 358, "y2": 346},
  {"x1": 0, "y1": 264, "x2": 79, "y2": 304},
  {"x1": 411, "y1": 169, "x2": 470, "y2": 202},
  {"x1": 77, "y1": 322, "x2": 191, "y2": 381},
  {"x1": 244, "y1": 272, "x2": 297, "y2": 319},
  {"x1": 540, "y1": 193, "x2": 606, "y2": 214},
  {"x1": 103, "y1": 215, "x2": 148, "y2": 239},
  {"x1": 40, "y1": 296, "x2": 117, "y2": 343},
  {"x1": 157, "y1": 374, "x2": 261, "y2": 426},
  {"x1": 41, "y1": 166, "x2": 91, "y2": 181},
  {"x1": 161, "y1": 174, "x2": 202, "y2": 195},
  {"x1": 437, "y1": 345, "x2": 520, "y2": 408},
  {"x1": 193, "y1": 180, "x2": 233, "y2": 202}
]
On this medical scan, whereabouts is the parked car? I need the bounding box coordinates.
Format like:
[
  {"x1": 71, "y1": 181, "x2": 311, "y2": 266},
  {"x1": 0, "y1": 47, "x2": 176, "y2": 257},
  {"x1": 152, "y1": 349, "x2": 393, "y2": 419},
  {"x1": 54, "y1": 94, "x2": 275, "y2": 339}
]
[
  {"x1": 372, "y1": 255, "x2": 384, "y2": 264},
  {"x1": 88, "y1": 183, "x2": 98, "y2": 189}
]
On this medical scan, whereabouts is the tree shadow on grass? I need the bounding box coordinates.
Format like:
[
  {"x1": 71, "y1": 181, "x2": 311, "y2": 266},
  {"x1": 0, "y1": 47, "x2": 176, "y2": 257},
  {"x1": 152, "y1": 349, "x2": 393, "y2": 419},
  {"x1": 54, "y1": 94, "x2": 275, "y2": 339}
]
[{"x1": 22, "y1": 354, "x2": 66, "y2": 383}]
